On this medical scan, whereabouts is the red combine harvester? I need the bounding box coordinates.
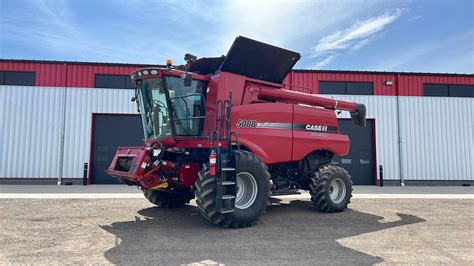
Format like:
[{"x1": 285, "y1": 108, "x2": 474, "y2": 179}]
[{"x1": 106, "y1": 36, "x2": 366, "y2": 228}]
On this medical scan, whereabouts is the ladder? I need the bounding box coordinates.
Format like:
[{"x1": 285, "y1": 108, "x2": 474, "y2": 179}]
[{"x1": 212, "y1": 92, "x2": 239, "y2": 213}]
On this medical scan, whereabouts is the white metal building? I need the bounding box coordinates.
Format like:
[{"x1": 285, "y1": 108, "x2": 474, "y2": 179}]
[{"x1": 0, "y1": 60, "x2": 473, "y2": 185}]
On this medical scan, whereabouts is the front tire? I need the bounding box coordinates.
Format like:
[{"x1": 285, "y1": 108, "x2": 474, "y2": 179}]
[
  {"x1": 143, "y1": 189, "x2": 194, "y2": 208},
  {"x1": 194, "y1": 151, "x2": 271, "y2": 228},
  {"x1": 309, "y1": 165, "x2": 353, "y2": 212}
]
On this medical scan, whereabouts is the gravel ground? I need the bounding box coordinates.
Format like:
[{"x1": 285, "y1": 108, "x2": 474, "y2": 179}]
[{"x1": 0, "y1": 197, "x2": 473, "y2": 265}]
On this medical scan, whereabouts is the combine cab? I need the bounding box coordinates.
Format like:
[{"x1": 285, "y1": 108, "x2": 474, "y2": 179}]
[{"x1": 106, "y1": 36, "x2": 366, "y2": 228}]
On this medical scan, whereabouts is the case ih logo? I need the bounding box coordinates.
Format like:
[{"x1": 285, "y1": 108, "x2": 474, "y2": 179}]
[{"x1": 305, "y1": 124, "x2": 328, "y2": 132}]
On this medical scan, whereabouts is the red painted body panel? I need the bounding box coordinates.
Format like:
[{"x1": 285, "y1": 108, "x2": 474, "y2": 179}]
[
  {"x1": 106, "y1": 146, "x2": 149, "y2": 180},
  {"x1": 106, "y1": 144, "x2": 202, "y2": 189},
  {"x1": 232, "y1": 103, "x2": 293, "y2": 164},
  {"x1": 178, "y1": 163, "x2": 201, "y2": 187},
  {"x1": 292, "y1": 105, "x2": 349, "y2": 160}
]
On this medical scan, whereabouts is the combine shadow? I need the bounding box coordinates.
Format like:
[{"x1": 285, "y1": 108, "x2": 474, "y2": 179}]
[{"x1": 101, "y1": 199, "x2": 425, "y2": 265}]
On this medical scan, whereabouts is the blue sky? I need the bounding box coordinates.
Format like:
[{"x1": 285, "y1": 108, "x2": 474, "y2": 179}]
[{"x1": 0, "y1": 0, "x2": 473, "y2": 73}]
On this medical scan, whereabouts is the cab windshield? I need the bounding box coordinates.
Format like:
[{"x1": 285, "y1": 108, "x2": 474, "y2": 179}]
[{"x1": 136, "y1": 76, "x2": 206, "y2": 139}]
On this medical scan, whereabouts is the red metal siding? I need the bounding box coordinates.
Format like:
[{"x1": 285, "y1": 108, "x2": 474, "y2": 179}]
[
  {"x1": 398, "y1": 74, "x2": 474, "y2": 96},
  {"x1": 66, "y1": 65, "x2": 141, "y2": 88},
  {"x1": 1, "y1": 60, "x2": 473, "y2": 95},
  {"x1": 0, "y1": 62, "x2": 66, "y2": 87},
  {"x1": 285, "y1": 72, "x2": 398, "y2": 95},
  {"x1": 284, "y1": 72, "x2": 473, "y2": 96},
  {"x1": 0, "y1": 61, "x2": 143, "y2": 88}
]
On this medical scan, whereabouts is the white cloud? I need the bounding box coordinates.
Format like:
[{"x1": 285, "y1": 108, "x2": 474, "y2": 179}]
[
  {"x1": 311, "y1": 9, "x2": 404, "y2": 69},
  {"x1": 1, "y1": 0, "x2": 407, "y2": 67},
  {"x1": 407, "y1": 15, "x2": 422, "y2": 22},
  {"x1": 311, "y1": 53, "x2": 339, "y2": 69},
  {"x1": 217, "y1": 0, "x2": 373, "y2": 53},
  {"x1": 116, "y1": 0, "x2": 378, "y2": 61}
]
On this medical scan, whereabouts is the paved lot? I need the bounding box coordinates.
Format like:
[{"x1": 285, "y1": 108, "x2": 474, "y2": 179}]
[
  {"x1": 0, "y1": 187, "x2": 473, "y2": 265},
  {"x1": 2, "y1": 184, "x2": 473, "y2": 194}
]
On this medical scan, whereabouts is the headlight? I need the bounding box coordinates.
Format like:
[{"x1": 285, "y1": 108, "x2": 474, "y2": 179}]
[
  {"x1": 137, "y1": 71, "x2": 142, "y2": 77},
  {"x1": 150, "y1": 69, "x2": 158, "y2": 75},
  {"x1": 143, "y1": 70, "x2": 149, "y2": 75},
  {"x1": 153, "y1": 149, "x2": 162, "y2": 157}
]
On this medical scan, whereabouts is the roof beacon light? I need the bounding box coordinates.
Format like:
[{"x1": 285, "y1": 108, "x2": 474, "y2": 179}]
[{"x1": 166, "y1": 59, "x2": 172, "y2": 67}]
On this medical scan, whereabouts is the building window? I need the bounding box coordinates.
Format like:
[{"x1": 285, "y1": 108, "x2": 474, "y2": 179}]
[
  {"x1": 319, "y1": 81, "x2": 373, "y2": 95},
  {"x1": 423, "y1": 84, "x2": 448, "y2": 96},
  {"x1": 346, "y1": 82, "x2": 373, "y2": 95},
  {"x1": 448, "y1": 84, "x2": 474, "y2": 97},
  {"x1": 0, "y1": 71, "x2": 36, "y2": 86},
  {"x1": 424, "y1": 84, "x2": 474, "y2": 97},
  {"x1": 320, "y1": 81, "x2": 345, "y2": 94},
  {"x1": 95, "y1": 74, "x2": 134, "y2": 89}
]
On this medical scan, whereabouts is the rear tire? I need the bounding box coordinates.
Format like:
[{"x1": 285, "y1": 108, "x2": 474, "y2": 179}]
[
  {"x1": 194, "y1": 151, "x2": 271, "y2": 228},
  {"x1": 309, "y1": 165, "x2": 353, "y2": 212},
  {"x1": 143, "y1": 189, "x2": 193, "y2": 208}
]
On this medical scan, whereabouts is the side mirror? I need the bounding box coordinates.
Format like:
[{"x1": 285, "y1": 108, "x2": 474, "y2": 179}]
[{"x1": 183, "y1": 73, "x2": 192, "y2": 87}]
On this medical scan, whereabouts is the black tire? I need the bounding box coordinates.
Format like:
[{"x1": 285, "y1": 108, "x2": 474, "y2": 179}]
[
  {"x1": 194, "y1": 151, "x2": 271, "y2": 228},
  {"x1": 143, "y1": 189, "x2": 194, "y2": 208},
  {"x1": 309, "y1": 165, "x2": 353, "y2": 212}
]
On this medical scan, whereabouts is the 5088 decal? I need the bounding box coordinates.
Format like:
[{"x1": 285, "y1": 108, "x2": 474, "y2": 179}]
[{"x1": 236, "y1": 119, "x2": 257, "y2": 128}]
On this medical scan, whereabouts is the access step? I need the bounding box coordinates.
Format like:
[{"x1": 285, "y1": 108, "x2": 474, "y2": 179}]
[
  {"x1": 221, "y1": 181, "x2": 236, "y2": 185},
  {"x1": 221, "y1": 167, "x2": 236, "y2": 171},
  {"x1": 220, "y1": 207, "x2": 235, "y2": 213},
  {"x1": 220, "y1": 194, "x2": 235, "y2": 200},
  {"x1": 271, "y1": 190, "x2": 302, "y2": 196}
]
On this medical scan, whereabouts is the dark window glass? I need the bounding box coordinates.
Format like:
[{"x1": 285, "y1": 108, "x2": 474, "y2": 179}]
[
  {"x1": 424, "y1": 84, "x2": 449, "y2": 97},
  {"x1": 319, "y1": 81, "x2": 374, "y2": 95},
  {"x1": 95, "y1": 74, "x2": 133, "y2": 89},
  {"x1": 0, "y1": 71, "x2": 5, "y2": 85},
  {"x1": 125, "y1": 76, "x2": 135, "y2": 89},
  {"x1": 448, "y1": 85, "x2": 474, "y2": 98},
  {"x1": 319, "y1": 81, "x2": 346, "y2": 94},
  {"x1": 4, "y1": 71, "x2": 36, "y2": 86},
  {"x1": 346, "y1": 82, "x2": 373, "y2": 95}
]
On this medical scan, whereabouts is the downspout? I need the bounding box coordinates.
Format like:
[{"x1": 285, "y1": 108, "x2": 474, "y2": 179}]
[
  {"x1": 396, "y1": 74, "x2": 405, "y2": 186},
  {"x1": 57, "y1": 63, "x2": 68, "y2": 185}
]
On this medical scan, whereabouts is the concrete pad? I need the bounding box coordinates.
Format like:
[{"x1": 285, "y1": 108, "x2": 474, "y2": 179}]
[{"x1": 0, "y1": 197, "x2": 472, "y2": 264}]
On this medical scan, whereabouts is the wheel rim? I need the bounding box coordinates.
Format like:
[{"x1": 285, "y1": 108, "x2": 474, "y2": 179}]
[
  {"x1": 329, "y1": 178, "x2": 346, "y2": 204},
  {"x1": 235, "y1": 172, "x2": 258, "y2": 210}
]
